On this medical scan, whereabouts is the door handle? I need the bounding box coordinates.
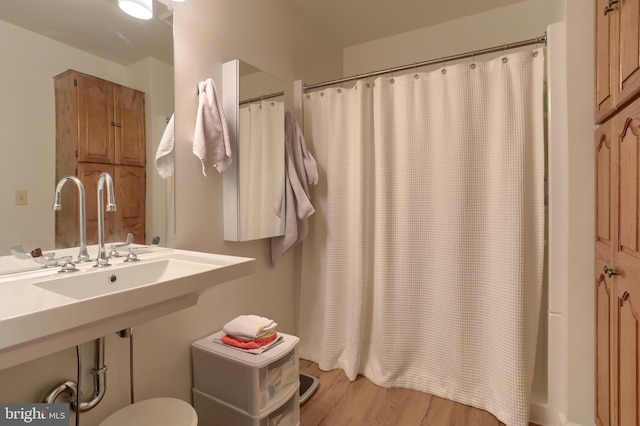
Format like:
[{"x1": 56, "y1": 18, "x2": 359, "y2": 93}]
[
  {"x1": 604, "y1": 265, "x2": 619, "y2": 278},
  {"x1": 604, "y1": 0, "x2": 619, "y2": 15}
]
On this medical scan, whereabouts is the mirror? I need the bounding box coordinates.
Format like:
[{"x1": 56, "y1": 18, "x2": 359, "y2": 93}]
[
  {"x1": 0, "y1": 0, "x2": 174, "y2": 275},
  {"x1": 222, "y1": 60, "x2": 285, "y2": 242}
]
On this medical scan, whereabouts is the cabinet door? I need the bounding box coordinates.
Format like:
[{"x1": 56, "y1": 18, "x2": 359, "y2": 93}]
[
  {"x1": 615, "y1": 0, "x2": 640, "y2": 107},
  {"x1": 613, "y1": 106, "x2": 640, "y2": 426},
  {"x1": 114, "y1": 166, "x2": 146, "y2": 244},
  {"x1": 76, "y1": 74, "x2": 116, "y2": 164},
  {"x1": 79, "y1": 163, "x2": 116, "y2": 246},
  {"x1": 595, "y1": 120, "x2": 615, "y2": 426},
  {"x1": 596, "y1": 0, "x2": 616, "y2": 122},
  {"x1": 115, "y1": 86, "x2": 146, "y2": 167}
]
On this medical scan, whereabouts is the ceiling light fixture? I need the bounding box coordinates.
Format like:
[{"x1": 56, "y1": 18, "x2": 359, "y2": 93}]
[{"x1": 118, "y1": 0, "x2": 153, "y2": 20}]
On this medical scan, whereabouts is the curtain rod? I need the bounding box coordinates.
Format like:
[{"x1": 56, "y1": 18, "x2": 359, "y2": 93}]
[
  {"x1": 304, "y1": 33, "x2": 547, "y2": 92},
  {"x1": 239, "y1": 90, "x2": 285, "y2": 106}
]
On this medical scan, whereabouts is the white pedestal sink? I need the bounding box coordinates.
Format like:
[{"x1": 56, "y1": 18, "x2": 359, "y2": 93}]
[{"x1": 0, "y1": 248, "x2": 255, "y2": 370}]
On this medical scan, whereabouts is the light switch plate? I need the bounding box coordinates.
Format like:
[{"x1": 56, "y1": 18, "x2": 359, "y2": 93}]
[{"x1": 15, "y1": 190, "x2": 27, "y2": 205}]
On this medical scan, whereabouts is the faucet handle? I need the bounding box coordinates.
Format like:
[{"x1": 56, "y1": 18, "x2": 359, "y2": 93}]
[
  {"x1": 10, "y1": 244, "x2": 32, "y2": 259},
  {"x1": 108, "y1": 233, "x2": 134, "y2": 258},
  {"x1": 123, "y1": 248, "x2": 140, "y2": 263},
  {"x1": 58, "y1": 258, "x2": 78, "y2": 273},
  {"x1": 10, "y1": 245, "x2": 72, "y2": 268}
]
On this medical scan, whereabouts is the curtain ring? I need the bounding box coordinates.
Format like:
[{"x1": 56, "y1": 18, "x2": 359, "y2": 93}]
[{"x1": 470, "y1": 50, "x2": 476, "y2": 70}]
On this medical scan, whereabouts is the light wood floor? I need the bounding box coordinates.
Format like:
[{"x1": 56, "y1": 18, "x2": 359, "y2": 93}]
[{"x1": 299, "y1": 360, "x2": 542, "y2": 426}]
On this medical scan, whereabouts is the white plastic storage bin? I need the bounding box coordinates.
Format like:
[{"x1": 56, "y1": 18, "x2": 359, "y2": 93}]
[
  {"x1": 192, "y1": 331, "x2": 299, "y2": 417},
  {"x1": 192, "y1": 385, "x2": 299, "y2": 426}
]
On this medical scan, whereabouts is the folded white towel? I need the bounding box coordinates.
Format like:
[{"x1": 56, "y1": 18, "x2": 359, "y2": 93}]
[
  {"x1": 223, "y1": 315, "x2": 278, "y2": 340},
  {"x1": 193, "y1": 78, "x2": 232, "y2": 176},
  {"x1": 155, "y1": 114, "x2": 175, "y2": 178}
]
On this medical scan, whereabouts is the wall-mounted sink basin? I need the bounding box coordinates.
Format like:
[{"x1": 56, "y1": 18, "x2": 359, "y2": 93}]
[
  {"x1": 0, "y1": 248, "x2": 255, "y2": 370},
  {"x1": 35, "y1": 258, "x2": 214, "y2": 300}
]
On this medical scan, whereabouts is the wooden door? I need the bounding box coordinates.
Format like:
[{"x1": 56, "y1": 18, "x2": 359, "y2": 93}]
[
  {"x1": 115, "y1": 86, "x2": 146, "y2": 167},
  {"x1": 596, "y1": 0, "x2": 616, "y2": 122},
  {"x1": 114, "y1": 166, "x2": 146, "y2": 244},
  {"x1": 595, "y1": 119, "x2": 615, "y2": 426},
  {"x1": 615, "y1": 0, "x2": 640, "y2": 107},
  {"x1": 613, "y1": 103, "x2": 640, "y2": 426},
  {"x1": 78, "y1": 163, "x2": 116, "y2": 246},
  {"x1": 76, "y1": 73, "x2": 116, "y2": 164}
]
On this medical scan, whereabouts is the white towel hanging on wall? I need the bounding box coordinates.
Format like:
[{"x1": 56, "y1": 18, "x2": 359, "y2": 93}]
[
  {"x1": 155, "y1": 113, "x2": 175, "y2": 178},
  {"x1": 193, "y1": 78, "x2": 232, "y2": 175}
]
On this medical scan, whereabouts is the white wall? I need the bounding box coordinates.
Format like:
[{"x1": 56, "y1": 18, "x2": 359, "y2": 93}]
[
  {"x1": 343, "y1": 0, "x2": 546, "y2": 77},
  {"x1": 126, "y1": 57, "x2": 176, "y2": 246},
  {"x1": 564, "y1": 1, "x2": 595, "y2": 425}
]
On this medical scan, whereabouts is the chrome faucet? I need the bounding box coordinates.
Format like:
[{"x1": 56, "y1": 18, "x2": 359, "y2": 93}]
[
  {"x1": 52, "y1": 176, "x2": 90, "y2": 263},
  {"x1": 95, "y1": 172, "x2": 117, "y2": 267}
]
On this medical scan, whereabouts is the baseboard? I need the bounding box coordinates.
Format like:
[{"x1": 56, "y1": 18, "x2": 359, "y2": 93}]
[
  {"x1": 557, "y1": 412, "x2": 588, "y2": 426},
  {"x1": 529, "y1": 405, "x2": 589, "y2": 426},
  {"x1": 529, "y1": 401, "x2": 552, "y2": 425}
]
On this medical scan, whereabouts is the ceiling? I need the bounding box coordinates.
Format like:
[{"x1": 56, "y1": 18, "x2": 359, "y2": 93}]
[
  {"x1": 0, "y1": 0, "x2": 526, "y2": 66},
  {"x1": 283, "y1": 0, "x2": 528, "y2": 47},
  {"x1": 0, "y1": 0, "x2": 174, "y2": 66}
]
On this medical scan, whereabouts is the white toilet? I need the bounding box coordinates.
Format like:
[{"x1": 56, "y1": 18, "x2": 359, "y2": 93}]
[{"x1": 99, "y1": 397, "x2": 198, "y2": 426}]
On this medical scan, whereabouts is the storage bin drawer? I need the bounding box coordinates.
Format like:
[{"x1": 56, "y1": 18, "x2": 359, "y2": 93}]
[
  {"x1": 192, "y1": 385, "x2": 299, "y2": 426},
  {"x1": 192, "y1": 331, "x2": 299, "y2": 417}
]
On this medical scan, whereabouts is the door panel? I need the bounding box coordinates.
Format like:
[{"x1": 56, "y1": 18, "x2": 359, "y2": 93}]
[
  {"x1": 115, "y1": 86, "x2": 146, "y2": 167},
  {"x1": 618, "y1": 118, "x2": 640, "y2": 255},
  {"x1": 596, "y1": 0, "x2": 615, "y2": 121},
  {"x1": 114, "y1": 166, "x2": 146, "y2": 244},
  {"x1": 77, "y1": 75, "x2": 115, "y2": 164},
  {"x1": 617, "y1": 0, "x2": 640, "y2": 105},
  {"x1": 78, "y1": 163, "x2": 115, "y2": 246}
]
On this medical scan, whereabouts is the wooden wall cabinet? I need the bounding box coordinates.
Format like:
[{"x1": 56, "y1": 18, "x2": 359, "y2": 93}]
[
  {"x1": 595, "y1": 1, "x2": 640, "y2": 423},
  {"x1": 54, "y1": 70, "x2": 146, "y2": 249},
  {"x1": 595, "y1": 0, "x2": 640, "y2": 123},
  {"x1": 594, "y1": 79, "x2": 640, "y2": 426}
]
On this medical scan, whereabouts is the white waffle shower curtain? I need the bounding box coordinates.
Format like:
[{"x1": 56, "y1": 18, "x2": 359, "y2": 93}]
[
  {"x1": 238, "y1": 100, "x2": 285, "y2": 240},
  {"x1": 299, "y1": 48, "x2": 545, "y2": 426}
]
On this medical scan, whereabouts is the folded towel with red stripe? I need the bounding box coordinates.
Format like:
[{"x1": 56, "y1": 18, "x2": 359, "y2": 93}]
[{"x1": 222, "y1": 314, "x2": 278, "y2": 341}]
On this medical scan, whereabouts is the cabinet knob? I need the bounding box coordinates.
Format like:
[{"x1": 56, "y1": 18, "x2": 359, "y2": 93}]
[{"x1": 604, "y1": 0, "x2": 618, "y2": 15}]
